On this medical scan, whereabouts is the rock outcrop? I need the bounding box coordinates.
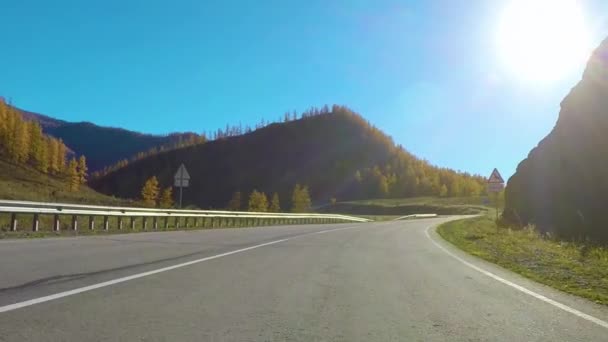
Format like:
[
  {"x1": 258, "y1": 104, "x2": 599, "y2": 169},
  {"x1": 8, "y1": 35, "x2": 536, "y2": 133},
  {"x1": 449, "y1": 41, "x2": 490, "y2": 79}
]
[{"x1": 504, "y1": 38, "x2": 608, "y2": 241}]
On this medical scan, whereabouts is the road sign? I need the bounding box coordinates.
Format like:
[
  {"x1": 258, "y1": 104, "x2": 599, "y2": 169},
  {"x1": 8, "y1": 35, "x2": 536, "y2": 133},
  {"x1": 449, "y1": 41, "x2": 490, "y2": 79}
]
[
  {"x1": 487, "y1": 168, "x2": 505, "y2": 221},
  {"x1": 174, "y1": 164, "x2": 190, "y2": 208},
  {"x1": 488, "y1": 182, "x2": 504, "y2": 193},
  {"x1": 488, "y1": 168, "x2": 504, "y2": 184},
  {"x1": 174, "y1": 164, "x2": 190, "y2": 188}
]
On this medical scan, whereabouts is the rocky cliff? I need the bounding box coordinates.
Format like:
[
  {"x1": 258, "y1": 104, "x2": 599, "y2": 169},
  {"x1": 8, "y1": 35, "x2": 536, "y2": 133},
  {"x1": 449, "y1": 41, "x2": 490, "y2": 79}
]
[{"x1": 504, "y1": 38, "x2": 608, "y2": 241}]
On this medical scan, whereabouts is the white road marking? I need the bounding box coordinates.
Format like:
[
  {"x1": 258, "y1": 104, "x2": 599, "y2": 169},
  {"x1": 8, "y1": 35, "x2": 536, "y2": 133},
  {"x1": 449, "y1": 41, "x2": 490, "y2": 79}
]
[
  {"x1": 0, "y1": 226, "x2": 356, "y2": 314},
  {"x1": 425, "y1": 225, "x2": 608, "y2": 329}
]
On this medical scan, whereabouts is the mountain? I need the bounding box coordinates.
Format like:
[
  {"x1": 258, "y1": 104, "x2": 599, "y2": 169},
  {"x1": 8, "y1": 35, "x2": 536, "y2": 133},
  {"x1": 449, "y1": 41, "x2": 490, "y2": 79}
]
[
  {"x1": 20, "y1": 109, "x2": 200, "y2": 171},
  {"x1": 504, "y1": 38, "x2": 608, "y2": 242},
  {"x1": 90, "y1": 106, "x2": 486, "y2": 209}
]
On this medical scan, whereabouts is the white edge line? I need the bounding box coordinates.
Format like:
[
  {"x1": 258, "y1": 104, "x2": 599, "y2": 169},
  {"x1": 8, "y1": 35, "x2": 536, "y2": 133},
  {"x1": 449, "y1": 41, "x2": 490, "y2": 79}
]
[
  {"x1": 0, "y1": 226, "x2": 354, "y2": 314},
  {"x1": 425, "y1": 225, "x2": 608, "y2": 329}
]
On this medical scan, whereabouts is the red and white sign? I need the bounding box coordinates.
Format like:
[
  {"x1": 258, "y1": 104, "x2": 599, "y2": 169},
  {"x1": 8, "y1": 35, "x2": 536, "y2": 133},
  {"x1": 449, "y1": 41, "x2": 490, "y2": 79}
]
[{"x1": 487, "y1": 168, "x2": 504, "y2": 193}]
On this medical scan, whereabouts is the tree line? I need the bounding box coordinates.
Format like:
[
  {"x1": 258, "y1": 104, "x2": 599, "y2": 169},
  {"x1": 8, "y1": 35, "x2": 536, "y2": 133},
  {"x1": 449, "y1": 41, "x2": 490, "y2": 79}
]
[
  {"x1": 225, "y1": 184, "x2": 312, "y2": 213},
  {"x1": 0, "y1": 99, "x2": 88, "y2": 191},
  {"x1": 140, "y1": 175, "x2": 311, "y2": 213}
]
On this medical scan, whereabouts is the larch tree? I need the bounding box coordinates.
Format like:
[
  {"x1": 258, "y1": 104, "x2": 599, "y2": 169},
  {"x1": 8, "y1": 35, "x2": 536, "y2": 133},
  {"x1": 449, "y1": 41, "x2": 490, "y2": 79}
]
[
  {"x1": 29, "y1": 121, "x2": 48, "y2": 173},
  {"x1": 48, "y1": 137, "x2": 60, "y2": 174},
  {"x1": 57, "y1": 139, "x2": 67, "y2": 172},
  {"x1": 439, "y1": 184, "x2": 448, "y2": 197},
  {"x1": 14, "y1": 118, "x2": 30, "y2": 163},
  {"x1": 227, "y1": 191, "x2": 242, "y2": 211},
  {"x1": 247, "y1": 190, "x2": 268, "y2": 212},
  {"x1": 269, "y1": 192, "x2": 281, "y2": 212},
  {"x1": 159, "y1": 187, "x2": 174, "y2": 208},
  {"x1": 141, "y1": 176, "x2": 160, "y2": 207},
  {"x1": 67, "y1": 158, "x2": 80, "y2": 191},
  {"x1": 77, "y1": 155, "x2": 88, "y2": 185},
  {"x1": 291, "y1": 184, "x2": 312, "y2": 213}
]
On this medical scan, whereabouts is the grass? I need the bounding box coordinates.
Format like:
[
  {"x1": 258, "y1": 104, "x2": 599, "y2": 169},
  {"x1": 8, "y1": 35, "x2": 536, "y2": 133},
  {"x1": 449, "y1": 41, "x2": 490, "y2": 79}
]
[{"x1": 437, "y1": 215, "x2": 608, "y2": 305}]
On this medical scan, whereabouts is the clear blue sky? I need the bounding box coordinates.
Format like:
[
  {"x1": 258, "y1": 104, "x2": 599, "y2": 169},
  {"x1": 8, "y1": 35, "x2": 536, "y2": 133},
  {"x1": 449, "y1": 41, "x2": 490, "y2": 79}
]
[{"x1": 1, "y1": 0, "x2": 607, "y2": 179}]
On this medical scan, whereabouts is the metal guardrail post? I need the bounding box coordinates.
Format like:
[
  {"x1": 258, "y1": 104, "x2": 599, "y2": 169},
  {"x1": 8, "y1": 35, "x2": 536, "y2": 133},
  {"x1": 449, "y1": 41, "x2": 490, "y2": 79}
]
[
  {"x1": 184, "y1": 217, "x2": 189, "y2": 229},
  {"x1": 89, "y1": 216, "x2": 95, "y2": 230},
  {"x1": 10, "y1": 213, "x2": 17, "y2": 231},
  {"x1": 53, "y1": 214, "x2": 60, "y2": 232},
  {"x1": 118, "y1": 217, "x2": 123, "y2": 230},
  {"x1": 130, "y1": 217, "x2": 136, "y2": 230},
  {"x1": 71, "y1": 215, "x2": 78, "y2": 231},
  {"x1": 103, "y1": 216, "x2": 109, "y2": 231},
  {"x1": 164, "y1": 217, "x2": 169, "y2": 230},
  {"x1": 175, "y1": 217, "x2": 180, "y2": 229},
  {"x1": 32, "y1": 214, "x2": 39, "y2": 232},
  {"x1": 142, "y1": 217, "x2": 147, "y2": 231},
  {"x1": 153, "y1": 217, "x2": 158, "y2": 230}
]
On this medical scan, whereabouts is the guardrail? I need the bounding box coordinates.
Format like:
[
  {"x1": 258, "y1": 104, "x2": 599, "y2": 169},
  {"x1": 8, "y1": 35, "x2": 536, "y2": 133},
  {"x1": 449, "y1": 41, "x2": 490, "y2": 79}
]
[
  {"x1": 393, "y1": 214, "x2": 438, "y2": 221},
  {"x1": 0, "y1": 200, "x2": 370, "y2": 233}
]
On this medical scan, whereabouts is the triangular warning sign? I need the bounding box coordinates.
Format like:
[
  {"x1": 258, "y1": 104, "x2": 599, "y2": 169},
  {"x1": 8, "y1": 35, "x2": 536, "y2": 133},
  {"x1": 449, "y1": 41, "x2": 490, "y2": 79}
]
[
  {"x1": 174, "y1": 164, "x2": 191, "y2": 180},
  {"x1": 487, "y1": 168, "x2": 504, "y2": 184}
]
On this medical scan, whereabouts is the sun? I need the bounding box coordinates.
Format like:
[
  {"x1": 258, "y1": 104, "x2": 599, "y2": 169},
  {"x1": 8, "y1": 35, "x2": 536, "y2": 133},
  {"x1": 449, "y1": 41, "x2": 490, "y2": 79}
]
[{"x1": 497, "y1": 0, "x2": 592, "y2": 82}]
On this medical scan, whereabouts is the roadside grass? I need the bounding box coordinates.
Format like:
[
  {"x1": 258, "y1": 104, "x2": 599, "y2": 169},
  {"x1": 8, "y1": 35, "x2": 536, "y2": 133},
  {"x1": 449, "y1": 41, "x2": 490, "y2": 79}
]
[{"x1": 437, "y1": 215, "x2": 608, "y2": 305}]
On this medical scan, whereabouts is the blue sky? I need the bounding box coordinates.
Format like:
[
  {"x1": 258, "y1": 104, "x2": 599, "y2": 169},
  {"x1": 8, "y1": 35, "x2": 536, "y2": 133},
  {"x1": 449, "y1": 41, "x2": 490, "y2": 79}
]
[{"x1": 1, "y1": 0, "x2": 607, "y2": 179}]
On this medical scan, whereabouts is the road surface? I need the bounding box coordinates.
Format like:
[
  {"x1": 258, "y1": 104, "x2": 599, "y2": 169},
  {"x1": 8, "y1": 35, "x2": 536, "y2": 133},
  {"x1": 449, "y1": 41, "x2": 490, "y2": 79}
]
[{"x1": 1, "y1": 218, "x2": 608, "y2": 341}]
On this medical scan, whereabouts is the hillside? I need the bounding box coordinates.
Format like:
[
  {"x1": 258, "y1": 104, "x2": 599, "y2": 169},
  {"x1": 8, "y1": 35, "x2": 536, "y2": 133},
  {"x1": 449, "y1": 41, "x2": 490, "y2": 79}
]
[
  {"x1": 91, "y1": 106, "x2": 486, "y2": 209},
  {"x1": 20, "y1": 109, "x2": 202, "y2": 171},
  {"x1": 0, "y1": 159, "x2": 126, "y2": 205},
  {"x1": 504, "y1": 37, "x2": 608, "y2": 242}
]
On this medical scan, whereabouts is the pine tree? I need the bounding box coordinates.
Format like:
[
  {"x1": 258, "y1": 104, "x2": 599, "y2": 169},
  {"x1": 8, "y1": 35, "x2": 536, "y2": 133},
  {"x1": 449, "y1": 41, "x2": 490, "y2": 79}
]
[
  {"x1": 141, "y1": 176, "x2": 160, "y2": 207},
  {"x1": 159, "y1": 187, "x2": 174, "y2": 208},
  {"x1": 227, "y1": 191, "x2": 242, "y2": 211},
  {"x1": 77, "y1": 156, "x2": 88, "y2": 185},
  {"x1": 291, "y1": 184, "x2": 312, "y2": 213},
  {"x1": 248, "y1": 190, "x2": 268, "y2": 212},
  {"x1": 67, "y1": 158, "x2": 80, "y2": 191},
  {"x1": 269, "y1": 192, "x2": 281, "y2": 212}
]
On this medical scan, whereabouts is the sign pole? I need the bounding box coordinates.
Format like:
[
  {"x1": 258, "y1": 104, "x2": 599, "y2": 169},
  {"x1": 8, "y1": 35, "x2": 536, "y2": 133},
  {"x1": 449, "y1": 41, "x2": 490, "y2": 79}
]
[
  {"x1": 495, "y1": 192, "x2": 499, "y2": 221},
  {"x1": 174, "y1": 164, "x2": 190, "y2": 210},
  {"x1": 179, "y1": 186, "x2": 183, "y2": 209}
]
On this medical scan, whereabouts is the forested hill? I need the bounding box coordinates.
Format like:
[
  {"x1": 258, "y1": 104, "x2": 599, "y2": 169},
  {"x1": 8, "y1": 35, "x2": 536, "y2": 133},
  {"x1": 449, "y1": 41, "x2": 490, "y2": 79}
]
[
  {"x1": 91, "y1": 106, "x2": 486, "y2": 209},
  {"x1": 504, "y1": 37, "x2": 608, "y2": 242},
  {"x1": 20, "y1": 109, "x2": 203, "y2": 171}
]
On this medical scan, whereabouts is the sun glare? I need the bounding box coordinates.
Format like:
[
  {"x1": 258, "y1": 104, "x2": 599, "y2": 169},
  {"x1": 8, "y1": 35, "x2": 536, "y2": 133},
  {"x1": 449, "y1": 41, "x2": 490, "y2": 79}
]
[{"x1": 497, "y1": 0, "x2": 592, "y2": 82}]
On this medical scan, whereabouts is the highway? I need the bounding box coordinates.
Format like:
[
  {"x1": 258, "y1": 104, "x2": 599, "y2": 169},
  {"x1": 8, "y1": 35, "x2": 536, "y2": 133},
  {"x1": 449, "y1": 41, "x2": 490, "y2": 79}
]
[{"x1": 1, "y1": 218, "x2": 608, "y2": 341}]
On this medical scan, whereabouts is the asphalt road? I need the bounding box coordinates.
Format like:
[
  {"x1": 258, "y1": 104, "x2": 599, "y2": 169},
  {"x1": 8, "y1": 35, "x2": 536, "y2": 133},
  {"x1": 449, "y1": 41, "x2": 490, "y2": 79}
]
[{"x1": 2, "y1": 218, "x2": 608, "y2": 341}]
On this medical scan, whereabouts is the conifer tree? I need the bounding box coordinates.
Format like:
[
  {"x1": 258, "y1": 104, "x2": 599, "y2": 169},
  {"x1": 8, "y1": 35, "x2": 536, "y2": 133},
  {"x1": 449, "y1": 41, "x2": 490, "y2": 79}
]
[
  {"x1": 67, "y1": 158, "x2": 80, "y2": 191},
  {"x1": 159, "y1": 187, "x2": 174, "y2": 208},
  {"x1": 248, "y1": 190, "x2": 268, "y2": 212},
  {"x1": 269, "y1": 192, "x2": 281, "y2": 212},
  {"x1": 77, "y1": 155, "x2": 88, "y2": 185},
  {"x1": 141, "y1": 176, "x2": 160, "y2": 207}
]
